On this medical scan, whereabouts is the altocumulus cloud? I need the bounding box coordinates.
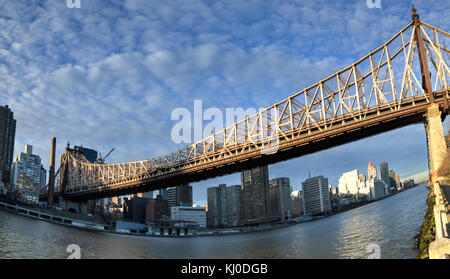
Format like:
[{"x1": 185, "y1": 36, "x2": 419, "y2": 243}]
[{"x1": 0, "y1": 0, "x2": 448, "y2": 204}]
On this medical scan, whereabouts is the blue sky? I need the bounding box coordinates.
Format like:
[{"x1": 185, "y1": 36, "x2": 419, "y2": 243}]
[{"x1": 1, "y1": 0, "x2": 449, "y2": 206}]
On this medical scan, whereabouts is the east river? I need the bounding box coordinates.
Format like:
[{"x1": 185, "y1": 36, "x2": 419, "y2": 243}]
[{"x1": 0, "y1": 183, "x2": 428, "y2": 259}]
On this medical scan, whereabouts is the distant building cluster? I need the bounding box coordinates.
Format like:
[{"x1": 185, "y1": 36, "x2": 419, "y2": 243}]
[{"x1": 331, "y1": 161, "x2": 416, "y2": 211}]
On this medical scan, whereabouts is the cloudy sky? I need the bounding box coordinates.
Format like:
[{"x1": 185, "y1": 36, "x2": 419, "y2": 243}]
[{"x1": 1, "y1": 0, "x2": 449, "y2": 206}]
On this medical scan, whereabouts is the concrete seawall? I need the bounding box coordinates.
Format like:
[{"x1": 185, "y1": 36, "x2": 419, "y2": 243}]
[
  {"x1": 0, "y1": 201, "x2": 108, "y2": 232},
  {"x1": 428, "y1": 182, "x2": 450, "y2": 259}
]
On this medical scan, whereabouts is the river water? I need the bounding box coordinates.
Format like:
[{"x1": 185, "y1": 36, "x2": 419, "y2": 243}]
[{"x1": 0, "y1": 184, "x2": 428, "y2": 259}]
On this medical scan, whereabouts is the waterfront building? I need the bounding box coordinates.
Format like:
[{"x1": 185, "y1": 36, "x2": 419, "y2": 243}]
[
  {"x1": 167, "y1": 184, "x2": 193, "y2": 208},
  {"x1": 226, "y1": 185, "x2": 242, "y2": 227},
  {"x1": 241, "y1": 166, "x2": 270, "y2": 225},
  {"x1": 0, "y1": 169, "x2": 5, "y2": 195},
  {"x1": 368, "y1": 162, "x2": 377, "y2": 180},
  {"x1": 368, "y1": 178, "x2": 387, "y2": 200},
  {"x1": 291, "y1": 190, "x2": 304, "y2": 217},
  {"x1": 302, "y1": 175, "x2": 331, "y2": 215},
  {"x1": 39, "y1": 165, "x2": 46, "y2": 191},
  {"x1": 337, "y1": 169, "x2": 360, "y2": 197},
  {"x1": 207, "y1": 184, "x2": 242, "y2": 228},
  {"x1": 123, "y1": 196, "x2": 150, "y2": 224},
  {"x1": 145, "y1": 194, "x2": 170, "y2": 224},
  {"x1": 10, "y1": 145, "x2": 45, "y2": 204},
  {"x1": 159, "y1": 188, "x2": 168, "y2": 200},
  {"x1": 379, "y1": 162, "x2": 390, "y2": 194},
  {"x1": 171, "y1": 205, "x2": 207, "y2": 228},
  {"x1": 0, "y1": 105, "x2": 16, "y2": 184},
  {"x1": 207, "y1": 184, "x2": 228, "y2": 228},
  {"x1": 395, "y1": 173, "x2": 401, "y2": 188},
  {"x1": 268, "y1": 177, "x2": 292, "y2": 220},
  {"x1": 358, "y1": 180, "x2": 371, "y2": 199}
]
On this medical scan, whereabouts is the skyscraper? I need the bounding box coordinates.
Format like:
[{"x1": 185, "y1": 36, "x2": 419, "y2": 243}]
[
  {"x1": 241, "y1": 165, "x2": 269, "y2": 225},
  {"x1": 379, "y1": 162, "x2": 390, "y2": 194},
  {"x1": 167, "y1": 184, "x2": 193, "y2": 211},
  {"x1": 268, "y1": 177, "x2": 292, "y2": 220},
  {"x1": 302, "y1": 175, "x2": 331, "y2": 216},
  {"x1": 10, "y1": 145, "x2": 45, "y2": 204},
  {"x1": 226, "y1": 185, "x2": 242, "y2": 227},
  {"x1": 291, "y1": 190, "x2": 304, "y2": 217},
  {"x1": 337, "y1": 169, "x2": 360, "y2": 196},
  {"x1": 368, "y1": 162, "x2": 377, "y2": 180},
  {"x1": 207, "y1": 184, "x2": 227, "y2": 228},
  {"x1": 0, "y1": 105, "x2": 16, "y2": 184}
]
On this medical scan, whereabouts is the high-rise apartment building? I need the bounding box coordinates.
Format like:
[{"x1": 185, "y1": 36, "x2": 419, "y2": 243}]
[
  {"x1": 145, "y1": 194, "x2": 170, "y2": 223},
  {"x1": 291, "y1": 190, "x2": 304, "y2": 217},
  {"x1": 302, "y1": 175, "x2": 331, "y2": 216},
  {"x1": 337, "y1": 169, "x2": 360, "y2": 196},
  {"x1": 10, "y1": 145, "x2": 45, "y2": 204},
  {"x1": 0, "y1": 105, "x2": 16, "y2": 184},
  {"x1": 226, "y1": 185, "x2": 242, "y2": 227},
  {"x1": 379, "y1": 162, "x2": 390, "y2": 194},
  {"x1": 268, "y1": 177, "x2": 292, "y2": 220},
  {"x1": 207, "y1": 184, "x2": 227, "y2": 228},
  {"x1": 207, "y1": 184, "x2": 242, "y2": 228},
  {"x1": 368, "y1": 162, "x2": 377, "y2": 180},
  {"x1": 241, "y1": 165, "x2": 269, "y2": 225},
  {"x1": 167, "y1": 184, "x2": 193, "y2": 214}
]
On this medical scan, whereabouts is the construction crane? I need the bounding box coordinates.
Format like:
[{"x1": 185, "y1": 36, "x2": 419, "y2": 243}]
[{"x1": 95, "y1": 148, "x2": 115, "y2": 164}]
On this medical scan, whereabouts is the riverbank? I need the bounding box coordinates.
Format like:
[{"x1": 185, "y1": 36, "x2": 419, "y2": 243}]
[{"x1": 414, "y1": 183, "x2": 436, "y2": 259}]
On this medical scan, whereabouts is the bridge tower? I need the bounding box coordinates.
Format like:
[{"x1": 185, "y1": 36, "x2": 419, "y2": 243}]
[{"x1": 412, "y1": 6, "x2": 449, "y2": 183}]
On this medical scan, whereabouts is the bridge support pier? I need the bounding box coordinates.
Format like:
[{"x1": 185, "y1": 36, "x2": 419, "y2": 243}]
[
  {"x1": 425, "y1": 103, "x2": 448, "y2": 183},
  {"x1": 58, "y1": 197, "x2": 87, "y2": 215}
]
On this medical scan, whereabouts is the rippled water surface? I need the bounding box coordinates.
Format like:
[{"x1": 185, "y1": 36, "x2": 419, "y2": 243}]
[{"x1": 0, "y1": 184, "x2": 428, "y2": 259}]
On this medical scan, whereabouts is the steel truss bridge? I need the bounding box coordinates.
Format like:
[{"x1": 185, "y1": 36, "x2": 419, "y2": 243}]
[{"x1": 46, "y1": 14, "x2": 450, "y2": 201}]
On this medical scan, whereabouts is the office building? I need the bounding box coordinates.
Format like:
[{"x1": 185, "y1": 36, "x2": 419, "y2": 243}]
[
  {"x1": 0, "y1": 105, "x2": 16, "y2": 184},
  {"x1": 123, "y1": 196, "x2": 150, "y2": 223},
  {"x1": 207, "y1": 184, "x2": 242, "y2": 228},
  {"x1": 145, "y1": 195, "x2": 170, "y2": 223},
  {"x1": 171, "y1": 205, "x2": 207, "y2": 228},
  {"x1": 159, "y1": 188, "x2": 168, "y2": 200},
  {"x1": 39, "y1": 165, "x2": 47, "y2": 191},
  {"x1": 10, "y1": 145, "x2": 45, "y2": 204},
  {"x1": 302, "y1": 175, "x2": 331, "y2": 215},
  {"x1": 268, "y1": 177, "x2": 292, "y2": 220},
  {"x1": 241, "y1": 166, "x2": 270, "y2": 225},
  {"x1": 337, "y1": 169, "x2": 360, "y2": 196},
  {"x1": 379, "y1": 162, "x2": 390, "y2": 194},
  {"x1": 368, "y1": 161, "x2": 377, "y2": 180},
  {"x1": 368, "y1": 178, "x2": 387, "y2": 200},
  {"x1": 226, "y1": 185, "x2": 242, "y2": 227},
  {"x1": 207, "y1": 184, "x2": 228, "y2": 228},
  {"x1": 167, "y1": 184, "x2": 193, "y2": 208},
  {"x1": 291, "y1": 190, "x2": 304, "y2": 217}
]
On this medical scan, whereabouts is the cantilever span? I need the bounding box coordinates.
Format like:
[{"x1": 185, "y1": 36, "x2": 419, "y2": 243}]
[{"x1": 46, "y1": 20, "x2": 449, "y2": 201}]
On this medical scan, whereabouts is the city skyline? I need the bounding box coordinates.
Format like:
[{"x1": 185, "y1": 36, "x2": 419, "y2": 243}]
[{"x1": 1, "y1": 1, "x2": 449, "y2": 206}]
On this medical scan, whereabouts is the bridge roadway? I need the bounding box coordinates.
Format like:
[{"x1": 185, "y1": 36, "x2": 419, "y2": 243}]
[{"x1": 58, "y1": 90, "x2": 449, "y2": 201}]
